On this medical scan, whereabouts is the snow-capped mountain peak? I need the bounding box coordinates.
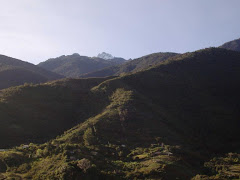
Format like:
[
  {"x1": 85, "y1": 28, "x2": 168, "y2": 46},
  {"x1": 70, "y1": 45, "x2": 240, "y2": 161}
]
[{"x1": 97, "y1": 52, "x2": 114, "y2": 60}]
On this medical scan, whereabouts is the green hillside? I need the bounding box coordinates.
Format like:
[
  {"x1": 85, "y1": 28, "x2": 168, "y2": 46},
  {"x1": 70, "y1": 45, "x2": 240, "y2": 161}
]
[
  {"x1": 0, "y1": 55, "x2": 63, "y2": 89},
  {"x1": 0, "y1": 48, "x2": 240, "y2": 179},
  {"x1": 81, "y1": 52, "x2": 179, "y2": 77},
  {"x1": 38, "y1": 53, "x2": 126, "y2": 78}
]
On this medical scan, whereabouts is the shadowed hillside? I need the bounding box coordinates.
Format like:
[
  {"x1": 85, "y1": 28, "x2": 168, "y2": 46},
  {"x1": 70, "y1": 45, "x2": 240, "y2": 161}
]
[
  {"x1": 0, "y1": 48, "x2": 240, "y2": 179},
  {"x1": 38, "y1": 53, "x2": 126, "y2": 78},
  {"x1": 81, "y1": 52, "x2": 179, "y2": 77},
  {"x1": 0, "y1": 77, "x2": 113, "y2": 148},
  {"x1": 220, "y1": 38, "x2": 240, "y2": 52},
  {"x1": 0, "y1": 55, "x2": 63, "y2": 89}
]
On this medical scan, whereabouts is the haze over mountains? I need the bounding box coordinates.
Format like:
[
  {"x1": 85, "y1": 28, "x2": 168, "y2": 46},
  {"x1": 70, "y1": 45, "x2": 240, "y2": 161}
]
[{"x1": 0, "y1": 38, "x2": 240, "y2": 179}]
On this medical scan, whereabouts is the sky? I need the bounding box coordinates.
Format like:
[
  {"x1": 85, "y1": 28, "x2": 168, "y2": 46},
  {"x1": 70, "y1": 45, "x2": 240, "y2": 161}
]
[{"x1": 0, "y1": 0, "x2": 240, "y2": 64}]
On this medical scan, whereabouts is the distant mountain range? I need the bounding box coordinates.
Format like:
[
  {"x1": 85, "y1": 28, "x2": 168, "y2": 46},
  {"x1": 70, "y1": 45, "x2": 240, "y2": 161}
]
[
  {"x1": 38, "y1": 53, "x2": 126, "y2": 78},
  {"x1": 0, "y1": 55, "x2": 63, "y2": 89},
  {"x1": 80, "y1": 38, "x2": 240, "y2": 78},
  {"x1": 81, "y1": 52, "x2": 179, "y2": 77},
  {"x1": 1, "y1": 37, "x2": 240, "y2": 90},
  {"x1": 36, "y1": 38, "x2": 240, "y2": 79}
]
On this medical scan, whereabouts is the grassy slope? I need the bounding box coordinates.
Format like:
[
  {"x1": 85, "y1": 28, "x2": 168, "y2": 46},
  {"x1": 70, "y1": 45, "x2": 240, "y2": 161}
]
[
  {"x1": 192, "y1": 153, "x2": 240, "y2": 179},
  {"x1": 121, "y1": 48, "x2": 240, "y2": 151},
  {"x1": 0, "y1": 77, "x2": 113, "y2": 148},
  {"x1": 81, "y1": 52, "x2": 179, "y2": 77},
  {"x1": 38, "y1": 54, "x2": 126, "y2": 78},
  {"x1": 0, "y1": 48, "x2": 240, "y2": 179}
]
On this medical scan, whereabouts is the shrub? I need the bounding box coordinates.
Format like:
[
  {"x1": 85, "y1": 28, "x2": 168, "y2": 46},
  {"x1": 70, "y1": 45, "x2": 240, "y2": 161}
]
[
  {"x1": 16, "y1": 163, "x2": 31, "y2": 173},
  {"x1": 83, "y1": 128, "x2": 95, "y2": 146},
  {"x1": 77, "y1": 158, "x2": 91, "y2": 172}
]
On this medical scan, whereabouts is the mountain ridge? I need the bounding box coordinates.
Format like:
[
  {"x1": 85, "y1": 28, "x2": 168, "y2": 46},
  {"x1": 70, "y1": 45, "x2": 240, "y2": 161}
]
[
  {"x1": 81, "y1": 52, "x2": 179, "y2": 77},
  {"x1": 0, "y1": 54, "x2": 63, "y2": 89},
  {"x1": 38, "y1": 53, "x2": 126, "y2": 78}
]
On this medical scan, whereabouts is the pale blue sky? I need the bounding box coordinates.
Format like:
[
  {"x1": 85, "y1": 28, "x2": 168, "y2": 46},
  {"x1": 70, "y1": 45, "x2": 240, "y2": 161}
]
[{"x1": 0, "y1": 0, "x2": 240, "y2": 64}]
